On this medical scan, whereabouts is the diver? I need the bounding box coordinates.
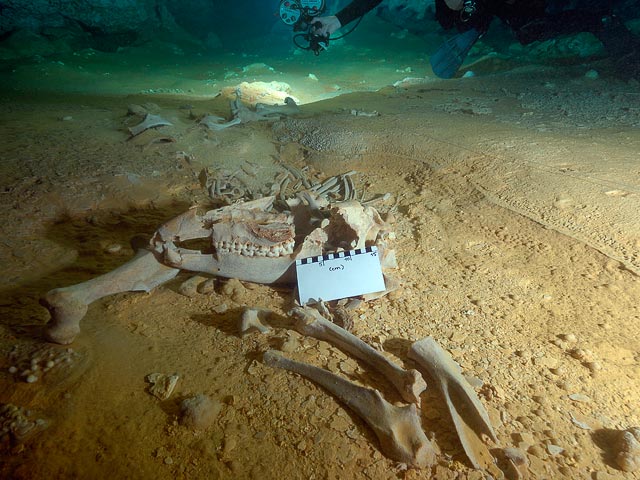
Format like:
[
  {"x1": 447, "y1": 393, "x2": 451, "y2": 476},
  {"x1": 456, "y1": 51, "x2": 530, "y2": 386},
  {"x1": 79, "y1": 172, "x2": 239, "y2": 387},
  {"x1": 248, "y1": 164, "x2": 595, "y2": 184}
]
[{"x1": 312, "y1": 0, "x2": 640, "y2": 78}]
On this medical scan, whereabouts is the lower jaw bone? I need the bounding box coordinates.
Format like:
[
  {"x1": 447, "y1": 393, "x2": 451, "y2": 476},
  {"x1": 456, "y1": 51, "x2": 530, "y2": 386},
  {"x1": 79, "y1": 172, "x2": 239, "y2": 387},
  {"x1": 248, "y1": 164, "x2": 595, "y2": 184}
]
[{"x1": 263, "y1": 350, "x2": 436, "y2": 468}]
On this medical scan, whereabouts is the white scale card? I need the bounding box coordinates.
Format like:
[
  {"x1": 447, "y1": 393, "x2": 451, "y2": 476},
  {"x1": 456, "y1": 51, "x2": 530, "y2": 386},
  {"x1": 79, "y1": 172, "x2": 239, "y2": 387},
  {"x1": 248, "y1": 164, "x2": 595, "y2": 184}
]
[{"x1": 295, "y1": 246, "x2": 386, "y2": 304}]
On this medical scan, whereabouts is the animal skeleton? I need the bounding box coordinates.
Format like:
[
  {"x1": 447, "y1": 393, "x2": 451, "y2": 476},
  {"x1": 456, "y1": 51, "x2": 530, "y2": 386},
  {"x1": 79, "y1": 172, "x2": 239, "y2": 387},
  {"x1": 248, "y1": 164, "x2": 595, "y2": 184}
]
[{"x1": 41, "y1": 195, "x2": 394, "y2": 344}]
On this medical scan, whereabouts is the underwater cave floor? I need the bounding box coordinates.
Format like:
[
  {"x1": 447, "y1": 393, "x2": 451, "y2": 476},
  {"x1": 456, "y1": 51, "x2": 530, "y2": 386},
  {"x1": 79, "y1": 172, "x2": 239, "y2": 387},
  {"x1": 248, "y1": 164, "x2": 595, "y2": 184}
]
[{"x1": 0, "y1": 57, "x2": 639, "y2": 480}]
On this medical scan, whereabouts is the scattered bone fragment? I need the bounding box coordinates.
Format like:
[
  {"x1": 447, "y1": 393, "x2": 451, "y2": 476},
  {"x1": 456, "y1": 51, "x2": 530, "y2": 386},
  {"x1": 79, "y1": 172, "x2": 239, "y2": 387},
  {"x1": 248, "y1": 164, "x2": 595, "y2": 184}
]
[
  {"x1": 616, "y1": 427, "x2": 640, "y2": 472},
  {"x1": 201, "y1": 94, "x2": 300, "y2": 130},
  {"x1": 200, "y1": 115, "x2": 241, "y2": 131},
  {"x1": 255, "y1": 97, "x2": 300, "y2": 117},
  {"x1": 128, "y1": 113, "x2": 173, "y2": 137},
  {"x1": 263, "y1": 350, "x2": 436, "y2": 468},
  {"x1": 146, "y1": 372, "x2": 179, "y2": 400},
  {"x1": 409, "y1": 337, "x2": 500, "y2": 475},
  {"x1": 350, "y1": 109, "x2": 380, "y2": 117},
  {"x1": 0, "y1": 403, "x2": 48, "y2": 444},
  {"x1": 290, "y1": 306, "x2": 426, "y2": 405},
  {"x1": 180, "y1": 394, "x2": 222, "y2": 430},
  {"x1": 239, "y1": 308, "x2": 272, "y2": 335}
]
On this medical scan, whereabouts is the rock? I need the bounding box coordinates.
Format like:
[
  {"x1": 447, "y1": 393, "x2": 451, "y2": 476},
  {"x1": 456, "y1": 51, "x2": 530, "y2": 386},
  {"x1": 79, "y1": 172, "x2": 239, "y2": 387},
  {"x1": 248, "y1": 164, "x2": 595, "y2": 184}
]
[
  {"x1": 568, "y1": 393, "x2": 591, "y2": 403},
  {"x1": 221, "y1": 278, "x2": 246, "y2": 301},
  {"x1": 178, "y1": 275, "x2": 208, "y2": 297},
  {"x1": 146, "y1": 372, "x2": 179, "y2": 400},
  {"x1": 180, "y1": 394, "x2": 222, "y2": 430},
  {"x1": 127, "y1": 104, "x2": 148, "y2": 116},
  {"x1": 547, "y1": 444, "x2": 564, "y2": 455},
  {"x1": 616, "y1": 427, "x2": 640, "y2": 472}
]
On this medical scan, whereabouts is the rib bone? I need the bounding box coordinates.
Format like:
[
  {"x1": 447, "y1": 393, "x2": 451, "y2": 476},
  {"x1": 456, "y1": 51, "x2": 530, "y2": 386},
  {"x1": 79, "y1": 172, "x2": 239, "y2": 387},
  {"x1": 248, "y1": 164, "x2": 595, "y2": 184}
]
[
  {"x1": 263, "y1": 350, "x2": 435, "y2": 468},
  {"x1": 409, "y1": 337, "x2": 500, "y2": 474},
  {"x1": 290, "y1": 306, "x2": 427, "y2": 405}
]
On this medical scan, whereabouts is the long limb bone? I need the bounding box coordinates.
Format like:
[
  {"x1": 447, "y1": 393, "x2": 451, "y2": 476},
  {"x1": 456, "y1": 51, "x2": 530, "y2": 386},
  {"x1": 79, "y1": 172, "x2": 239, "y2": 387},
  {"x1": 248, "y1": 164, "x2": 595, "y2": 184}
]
[
  {"x1": 290, "y1": 306, "x2": 427, "y2": 406},
  {"x1": 409, "y1": 337, "x2": 501, "y2": 475},
  {"x1": 263, "y1": 350, "x2": 436, "y2": 468},
  {"x1": 40, "y1": 250, "x2": 179, "y2": 344}
]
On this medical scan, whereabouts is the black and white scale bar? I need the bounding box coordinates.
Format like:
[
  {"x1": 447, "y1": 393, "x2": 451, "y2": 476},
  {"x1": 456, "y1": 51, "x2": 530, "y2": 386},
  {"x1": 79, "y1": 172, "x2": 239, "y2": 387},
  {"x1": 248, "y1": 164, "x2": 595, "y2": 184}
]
[
  {"x1": 295, "y1": 246, "x2": 386, "y2": 304},
  {"x1": 295, "y1": 246, "x2": 376, "y2": 266}
]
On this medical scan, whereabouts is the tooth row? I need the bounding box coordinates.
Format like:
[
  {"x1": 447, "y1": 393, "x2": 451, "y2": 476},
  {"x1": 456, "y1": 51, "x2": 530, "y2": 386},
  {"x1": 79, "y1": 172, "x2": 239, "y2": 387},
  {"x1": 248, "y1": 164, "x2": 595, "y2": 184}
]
[{"x1": 215, "y1": 239, "x2": 295, "y2": 257}]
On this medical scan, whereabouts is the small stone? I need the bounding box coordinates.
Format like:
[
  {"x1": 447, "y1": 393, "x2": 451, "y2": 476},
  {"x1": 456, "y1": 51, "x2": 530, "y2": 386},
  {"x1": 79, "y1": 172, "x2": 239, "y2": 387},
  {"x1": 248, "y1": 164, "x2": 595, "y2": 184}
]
[
  {"x1": 212, "y1": 303, "x2": 228, "y2": 314},
  {"x1": 568, "y1": 393, "x2": 591, "y2": 403},
  {"x1": 221, "y1": 278, "x2": 246, "y2": 301},
  {"x1": 164, "y1": 456, "x2": 173, "y2": 465},
  {"x1": 197, "y1": 278, "x2": 216, "y2": 294},
  {"x1": 616, "y1": 427, "x2": 640, "y2": 472},
  {"x1": 8, "y1": 366, "x2": 17, "y2": 374},
  {"x1": 528, "y1": 445, "x2": 544, "y2": 457},
  {"x1": 503, "y1": 447, "x2": 528, "y2": 466},
  {"x1": 178, "y1": 275, "x2": 208, "y2": 298},
  {"x1": 585, "y1": 361, "x2": 602, "y2": 372},
  {"x1": 146, "y1": 373, "x2": 179, "y2": 400},
  {"x1": 104, "y1": 243, "x2": 122, "y2": 254},
  {"x1": 584, "y1": 69, "x2": 599, "y2": 80},
  {"x1": 180, "y1": 394, "x2": 222, "y2": 430},
  {"x1": 25, "y1": 374, "x2": 38, "y2": 383},
  {"x1": 547, "y1": 444, "x2": 564, "y2": 456},
  {"x1": 560, "y1": 333, "x2": 577, "y2": 343}
]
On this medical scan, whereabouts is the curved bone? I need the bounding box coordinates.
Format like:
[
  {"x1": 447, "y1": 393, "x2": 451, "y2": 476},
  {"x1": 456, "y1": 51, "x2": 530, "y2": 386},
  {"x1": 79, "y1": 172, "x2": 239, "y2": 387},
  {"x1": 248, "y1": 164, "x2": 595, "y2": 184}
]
[
  {"x1": 40, "y1": 250, "x2": 180, "y2": 344},
  {"x1": 290, "y1": 306, "x2": 427, "y2": 406},
  {"x1": 128, "y1": 114, "x2": 173, "y2": 137},
  {"x1": 409, "y1": 337, "x2": 500, "y2": 475},
  {"x1": 239, "y1": 308, "x2": 272, "y2": 335},
  {"x1": 263, "y1": 350, "x2": 435, "y2": 468}
]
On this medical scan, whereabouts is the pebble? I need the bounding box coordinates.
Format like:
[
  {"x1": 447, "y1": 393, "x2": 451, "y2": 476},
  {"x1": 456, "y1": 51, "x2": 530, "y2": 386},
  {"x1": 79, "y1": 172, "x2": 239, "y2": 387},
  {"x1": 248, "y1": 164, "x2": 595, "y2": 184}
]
[
  {"x1": 25, "y1": 375, "x2": 38, "y2": 383},
  {"x1": 547, "y1": 444, "x2": 564, "y2": 455},
  {"x1": 560, "y1": 333, "x2": 577, "y2": 343},
  {"x1": 584, "y1": 69, "x2": 599, "y2": 80},
  {"x1": 146, "y1": 373, "x2": 179, "y2": 400},
  {"x1": 8, "y1": 366, "x2": 17, "y2": 374},
  {"x1": 221, "y1": 278, "x2": 246, "y2": 301},
  {"x1": 585, "y1": 361, "x2": 602, "y2": 372},
  {"x1": 178, "y1": 275, "x2": 207, "y2": 298},
  {"x1": 568, "y1": 393, "x2": 591, "y2": 403},
  {"x1": 197, "y1": 278, "x2": 216, "y2": 294},
  {"x1": 104, "y1": 243, "x2": 122, "y2": 254},
  {"x1": 503, "y1": 447, "x2": 529, "y2": 466},
  {"x1": 180, "y1": 394, "x2": 222, "y2": 430},
  {"x1": 616, "y1": 427, "x2": 640, "y2": 472}
]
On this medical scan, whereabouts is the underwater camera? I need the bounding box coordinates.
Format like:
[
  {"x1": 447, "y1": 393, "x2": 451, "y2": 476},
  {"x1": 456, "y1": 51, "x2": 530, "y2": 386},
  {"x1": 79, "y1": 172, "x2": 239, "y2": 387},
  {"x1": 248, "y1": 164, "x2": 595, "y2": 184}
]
[{"x1": 279, "y1": 0, "x2": 329, "y2": 55}]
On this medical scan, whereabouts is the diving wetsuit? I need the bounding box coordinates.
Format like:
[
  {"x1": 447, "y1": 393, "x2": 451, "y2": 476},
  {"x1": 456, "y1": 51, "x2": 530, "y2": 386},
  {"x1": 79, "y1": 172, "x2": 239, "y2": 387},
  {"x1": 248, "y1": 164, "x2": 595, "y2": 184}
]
[
  {"x1": 335, "y1": 0, "x2": 383, "y2": 27},
  {"x1": 435, "y1": 0, "x2": 637, "y2": 59}
]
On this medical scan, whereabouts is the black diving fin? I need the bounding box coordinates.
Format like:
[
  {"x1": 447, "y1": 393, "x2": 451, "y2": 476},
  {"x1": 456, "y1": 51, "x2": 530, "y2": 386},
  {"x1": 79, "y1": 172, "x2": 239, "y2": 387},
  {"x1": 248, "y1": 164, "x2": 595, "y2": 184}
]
[{"x1": 430, "y1": 28, "x2": 481, "y2": 79}]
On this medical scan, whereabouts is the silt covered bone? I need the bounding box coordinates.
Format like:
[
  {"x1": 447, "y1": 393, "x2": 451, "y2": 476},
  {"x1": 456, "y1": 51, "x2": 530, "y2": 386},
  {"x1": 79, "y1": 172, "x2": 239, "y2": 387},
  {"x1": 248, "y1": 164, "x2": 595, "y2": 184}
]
[
  {"x1": 290, "y1": 306, "x2": 426, "y2": 405},
  {"x1": 409, "y1": 337, "x2": 501, "y2": 476},
  {"x1": 263, "y1": 350, "x2": 436, "y2": 468}
]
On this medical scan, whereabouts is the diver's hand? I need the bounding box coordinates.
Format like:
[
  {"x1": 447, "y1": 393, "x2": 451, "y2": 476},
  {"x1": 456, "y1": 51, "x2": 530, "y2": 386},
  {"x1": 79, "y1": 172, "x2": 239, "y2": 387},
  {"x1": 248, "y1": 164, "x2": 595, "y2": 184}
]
[{"x1": 312, "y1": 16, "x2": 341, "y2": 37}]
